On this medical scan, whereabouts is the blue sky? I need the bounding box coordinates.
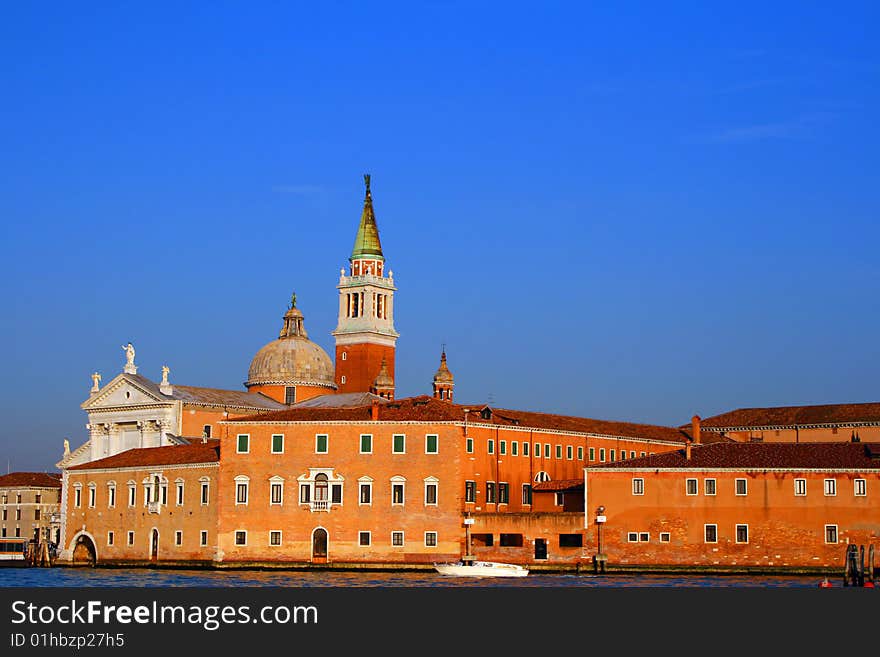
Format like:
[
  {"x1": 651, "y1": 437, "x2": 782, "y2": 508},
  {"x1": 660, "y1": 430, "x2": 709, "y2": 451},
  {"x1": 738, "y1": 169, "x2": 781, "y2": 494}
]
[{"x1": 1, "y1": 2, "x2": 878, "y2": 471}]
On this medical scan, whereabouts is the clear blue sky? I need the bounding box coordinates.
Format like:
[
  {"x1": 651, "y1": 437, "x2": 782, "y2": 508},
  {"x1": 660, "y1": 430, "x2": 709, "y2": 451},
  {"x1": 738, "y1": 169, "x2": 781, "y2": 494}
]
[{"x1": 2, "y1": 2, "x2": 878, "y2": 471}]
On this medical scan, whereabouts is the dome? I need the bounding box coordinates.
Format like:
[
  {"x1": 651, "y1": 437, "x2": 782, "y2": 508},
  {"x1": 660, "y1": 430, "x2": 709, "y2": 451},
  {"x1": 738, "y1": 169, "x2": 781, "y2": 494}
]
[
  {"x1": 433, "y1": 350, "x2": 454, "y2": 383},
  {"x1": 245, "y1": 305, "x2": 336, "y2": 389}
]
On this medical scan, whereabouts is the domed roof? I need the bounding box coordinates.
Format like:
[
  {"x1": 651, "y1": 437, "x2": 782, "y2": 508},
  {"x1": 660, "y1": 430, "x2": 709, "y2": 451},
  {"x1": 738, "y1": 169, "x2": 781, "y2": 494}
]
[
  {"x1": 246, "y1": 304, "x2": 336, "y2": 389},
  {"x1": 433, "y1": 350, "x2": 454, "y2": 384}
]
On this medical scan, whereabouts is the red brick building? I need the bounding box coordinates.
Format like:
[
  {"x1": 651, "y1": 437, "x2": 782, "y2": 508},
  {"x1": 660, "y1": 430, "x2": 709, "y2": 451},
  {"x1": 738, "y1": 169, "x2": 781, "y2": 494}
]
[{"x1": 583, "y1": 442, "x2": 880, "y2": 570}]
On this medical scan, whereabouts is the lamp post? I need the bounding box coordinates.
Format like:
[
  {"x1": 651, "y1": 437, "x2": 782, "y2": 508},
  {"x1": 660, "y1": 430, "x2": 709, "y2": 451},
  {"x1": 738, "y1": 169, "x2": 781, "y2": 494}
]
[{"x1": 594, "y1": 505, "x2": 607, "y2": 574}]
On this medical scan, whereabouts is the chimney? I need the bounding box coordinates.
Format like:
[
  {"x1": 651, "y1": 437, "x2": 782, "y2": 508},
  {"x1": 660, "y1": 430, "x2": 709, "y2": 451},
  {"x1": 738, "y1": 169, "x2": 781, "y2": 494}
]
[
  {"x1": 691, "y1": 415, "x2": 701, "y2": 444},
  {"x1": 685, "y1": 439, "x2": 692, "y2": 461},
  {"x1": 371, "y1": 399, "x2": 380, "y2": 421}
]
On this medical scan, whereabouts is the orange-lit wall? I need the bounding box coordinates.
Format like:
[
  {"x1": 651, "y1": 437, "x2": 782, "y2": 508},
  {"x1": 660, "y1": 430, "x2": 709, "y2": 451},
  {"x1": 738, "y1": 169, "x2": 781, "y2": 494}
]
[
  {"x1": 334, "y1": 343, "x2": 395, "y2": 394},
  {"x1": 707, "y1": 426, "x2": 880, "y2": 444}
]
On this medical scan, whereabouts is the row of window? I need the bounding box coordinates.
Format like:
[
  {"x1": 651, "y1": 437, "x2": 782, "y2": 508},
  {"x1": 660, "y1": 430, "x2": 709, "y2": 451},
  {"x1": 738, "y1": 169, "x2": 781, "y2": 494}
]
[
  {"x1": 107, "y1": 529, "x2": 210, "y2": 547},
  {"x1": 627, "y1": 525, "x2": 842, "y2": 544},
  {"x1": 236, "y1": 433, "x2": 440, "y2": 455},
  {"x1": 1, "y1": 509, "x2": 41, "y2": 521},
  {"x1": 73, "y1": 479, "x2": 210, "y2": 509},
  {"x1": 232, "y1": 530, "x2": 438, "y2": 548},
  {"x1": 476, "y1": 441, "x2": 651, "y2": 462},
  {"x1": 630, "y1": 477, "x2": 868, "y2": 497},
  {"x1": 233, "y1": 476, "x2": 440, "y2": 507},
  {"x1": 0, "y1": 493, "x2": 43, "y2": 504}
]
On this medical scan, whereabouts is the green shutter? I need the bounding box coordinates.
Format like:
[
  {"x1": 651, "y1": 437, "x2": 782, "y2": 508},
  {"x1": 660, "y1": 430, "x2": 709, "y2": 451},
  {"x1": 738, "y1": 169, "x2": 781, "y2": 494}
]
[
  {"x1": 360, "y1": 434, "x2": 372, "y2": 453},
  {"x1": 393, "y1": 434, "x2": 405, "y2": 453},
  {"x1": 272, "y1": 435, "x2": 283, "y2": 453},
  {"x1": 316, "y1": 434, "x2": 328, "y2": 453},
  {"x1": 237, "y1": 435, "x2": 249, "y2": 453},
  {"x1": 426, "y1": 434, "x2": 438, "y2": 453}
]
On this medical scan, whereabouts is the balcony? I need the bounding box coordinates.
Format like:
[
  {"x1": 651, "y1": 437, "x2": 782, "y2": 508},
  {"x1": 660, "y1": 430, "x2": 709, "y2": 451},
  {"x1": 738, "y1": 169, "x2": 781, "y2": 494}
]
[{"x1": 310, "y1": 500, "x2": 329, "y2": 512}]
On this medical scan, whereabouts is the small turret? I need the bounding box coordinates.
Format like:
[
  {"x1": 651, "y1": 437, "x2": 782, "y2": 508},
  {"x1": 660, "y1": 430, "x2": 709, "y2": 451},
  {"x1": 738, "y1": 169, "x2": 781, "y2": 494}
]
[{"x1": 432, "y1": 349, "x2": 454, "y2": 401}]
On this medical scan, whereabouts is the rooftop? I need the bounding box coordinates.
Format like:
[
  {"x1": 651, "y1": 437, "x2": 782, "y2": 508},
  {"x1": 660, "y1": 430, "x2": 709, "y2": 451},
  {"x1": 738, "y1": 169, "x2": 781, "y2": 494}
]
[
  {"x1": 587, "y1": 441, "x2": 880, "y2": 470},
  {"x1": 68, "y1": 441, "x2": 220, "y2": 471},
  {"x1": 698, "y1": 402, "x2": 880, "y2": 430},
  {"x1": 229, "y1": 395, "x2": 694, "y2": 443},
  {"x1": 125, "y1": 374, "x2": 286, "y2": 411},
  {"x1": 0, "y1": 472, "x2": 62, "y2": 488}
]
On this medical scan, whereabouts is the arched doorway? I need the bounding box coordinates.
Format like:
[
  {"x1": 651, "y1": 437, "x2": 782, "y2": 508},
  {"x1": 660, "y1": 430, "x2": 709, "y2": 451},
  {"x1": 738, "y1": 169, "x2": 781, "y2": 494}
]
[
  {"x1": 72, "y1": 534, "x2": 97, "y2": 566},
  {"x1": 311, "y1": 527, "x2": 328, "y2": 564},
  {"x1": 150, "y1": 529, "x2": 159, "y2": 562}
]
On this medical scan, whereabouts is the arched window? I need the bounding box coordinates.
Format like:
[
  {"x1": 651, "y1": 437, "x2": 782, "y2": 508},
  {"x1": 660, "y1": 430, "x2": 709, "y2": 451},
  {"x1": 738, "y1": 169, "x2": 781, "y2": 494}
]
[
  {"x1": 534, "y1": 471, "x2": 551, "y2": 483},
  {"x1": 314, "y1": 473, "x2": 329, "y2": 501}
]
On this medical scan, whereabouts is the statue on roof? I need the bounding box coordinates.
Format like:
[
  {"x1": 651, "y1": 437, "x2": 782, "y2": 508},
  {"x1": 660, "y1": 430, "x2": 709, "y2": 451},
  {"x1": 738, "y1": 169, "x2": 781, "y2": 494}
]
[
  {"x1": 161, "y1": 365, "x2": 170, "y2": 386},
  {"x1": 122, "y1": 342, "x2": 137, "y2": 373},
  {"x1": 90, "y1": 371, "x2": 101, "y2": 393},
  {"x1": 290, "y1": 291, "x2": 297, "y2": 309}
]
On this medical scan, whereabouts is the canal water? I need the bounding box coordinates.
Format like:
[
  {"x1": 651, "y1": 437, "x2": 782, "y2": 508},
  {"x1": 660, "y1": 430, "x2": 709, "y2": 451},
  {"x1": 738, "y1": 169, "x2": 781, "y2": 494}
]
[{"x1": 0, "y1": 567, "x2": 824, "y2": 588}]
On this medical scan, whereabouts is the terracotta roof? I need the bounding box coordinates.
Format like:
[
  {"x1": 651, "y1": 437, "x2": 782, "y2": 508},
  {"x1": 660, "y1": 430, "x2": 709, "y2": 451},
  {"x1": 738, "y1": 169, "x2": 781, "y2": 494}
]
[
  {"x1": 587, "y1": 442, "x2": 880, "y2": 470},
  {"x1": 68, "y1": 441, "x2": 220, "y2": 471},
  {"x1": 124, "y1": 374, "x2": 285, "y2": 410},
  {"x1": 292, "y1": 392, "x2": 389, "y2": 408},
  {"x1": 533, "y1": 479, "x2": 584, "y2": 492},
  {"x1": 0, "y1": 472, "x2": 62, "y2": 488},
  {"x1": 698, "y1": 402, "x2": 880, "y2": 430},
  {"x1": 229, "y1": 395, "x2": 691, "y2": 444}
]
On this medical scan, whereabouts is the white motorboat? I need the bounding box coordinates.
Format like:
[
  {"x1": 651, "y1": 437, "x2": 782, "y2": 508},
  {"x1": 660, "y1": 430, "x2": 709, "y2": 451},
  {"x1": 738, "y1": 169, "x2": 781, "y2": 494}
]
[{"x1": 434, "y1": 560, "x2": 529, "y2": 578}]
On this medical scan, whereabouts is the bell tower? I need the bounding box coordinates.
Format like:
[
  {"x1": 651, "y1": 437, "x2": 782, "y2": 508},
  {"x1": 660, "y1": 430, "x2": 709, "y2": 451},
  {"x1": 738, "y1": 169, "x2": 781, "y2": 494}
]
[{"x1": 332, "y1": 175, "x2": 399, "y2": 395}]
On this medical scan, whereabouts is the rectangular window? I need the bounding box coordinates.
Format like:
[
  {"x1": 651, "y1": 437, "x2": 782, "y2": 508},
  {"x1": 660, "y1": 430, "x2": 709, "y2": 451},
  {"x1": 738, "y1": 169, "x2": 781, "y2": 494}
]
[
  {"x1": 498, "y1": 482, "x2": 509, "y2": 504},
  {"x1": 358, "y1": 531, "x2": 371, "y2": 547},
  {"x1": 499, "y1": 440, "x2": 507, "y2": 455},
  {"x1": 704, "y1": 524, "x2": 718, "y2": 543},
  {"x1": 825, "y1": 525, "x2": 838, "y2": 544},
  {"x1": 270, "y1": 482, "x2": 283, "y2": 505},
  {"x1": 735, "y1": 479, "x2": 748, "y2": 496},
  {"x1": 559, "y1": 534, "x2": 582, "y2": 548},
  {"x1": 107, "y1": 531, "x2": 114, "y2": 546},
  {"x1": 544, "y1": 444, "x2": 551, "y2": 459},
  {"x1": 577, "y1": 446, "x2": 584, "y2": 460},
  {"x1": 127, "y1": 531, "x2": 134, "y2": 546},
  {"x1": 315, "y1": 434, "x2": 328, "y2": 454},
  {"x1": 425, "y1": 434, "x2": 438, "y2": 454},
  {"x1": 391, "y1": 531, "x2": 404, "y2": 547},
  {"x1": 200, "y1": 531, "x2": 208, "y2": 546},
  {"x1": 554, "y1": 492, "x2": 564, "y2": 506},
  {"x1": 269, "y1": 531, "x2": 282, "y2": 546},
  {"x1": 589, "y1": 447, "x2": 595, "y2": 461},
  {"x1": 175, "y1": 531, "x2": 182, "y2": 546},
  {"x1": 74, "y1": 488, "x2": 81, "y2": 508},
  {"x1": 466, "y1": 437, "x2": 473, "y2": 453},
  {"x1": 487, "y1": 439, "x2": 494, "y2": 454},
  {"x1": 555, "y1": 445, "x2": 562, "y2": 459},
  {"x1": 128, "y1": 485, "x2": 136, "y2": 507},
  {"x1": 522, "y1": 484, "x2": 532, "y2": 505},
  {"x1": 331, "y1": 484, "x2": 342, "y2": 504},
  {"x1": 486, "y1": 482, "x2": 496, "y2": 504},
  {"x1": 854, "y1": 479, "x2": 867, "y2": 496},
  {"x1": 271, "y1": 434, "x2": 284, "y2": 454},
  {"x1": 200, "y1": 482, "x2": 209, "y2": 505},
  {"x1": 632, "y1": 478, "x2": 645, "y2": 495},
  {"x1": 640, "y1": 452, "x2": 646, "y2": 457},
  {"x1": 88, "y1": 487, "x2": 96, "y2": 508},
  {"x1": 566, "y1": 445, "x2": 573, "y2": 460},
  {"x1": 639, "y1": 532, "x2": 649, "y2": 542},
  {"x1": 425, "y1": 532, "x2": 438, "y2": 547},
  {"x1": 511, "y1": 441, "x2": 518, "y2": 456},
  {"x1": 425, "y1": 482, "x2": 438, "y2": 505},
  {"x1": 824, "y1": 479, "x2": 837, "y2": 496},
  {"x1": 236, "y1": 434, "x2": 249, "y2": 453},
  {"x1": 236, "y1": 482, "x2": 248, "y2": 505},
  {"x1": 360, "y1": 434, "x2": 372, "y2": 454},
  {"x1": 465, "y1": 480, "x2": 476, "y2": 503},
  {"x1": 108, "y1": 486, "x2": 116, "y2": 508},
  {"x1": 736, "y1": 524, "x2": 749, "y2": 544},
  {"x1": 392, "y1": 483, "x2": 405, "y2": 505},
  {"x1": 630, "y1": 451, "x2": 636, "y2": 459},
  {"x1": 599, "y1": 448, "x2": 606, "y2": 462},
  {"x1": 300, "y1": 484, "x2": 311, "y2": 504},
  {"x1": 161, "y1": 483, "x2": 168, "y2": 506},
  {"x1": 610, "y1": 449, "x2": 616, "y2": 462},
  {"x1": 794, "y1": 478, "x2": 807, "y2": 496},
  {"x1": 359, "y1": 482, "x2": 372, "y2": 505},
  {"x1": 284, "y1": 386, "x2": 296, "y2": 404},
  {"x1": 686, "y1": 479, "x2": 698, "y2": 496},
  {"x1": 534, "y1": 442, "x2": 540, "y2": 457},
  {"x1": 523, "y1": 442, "x2": 530, "y2": 457},
  {"x1": 628, "y1": 532, "x2": 638, "y2": 543},
  {"x1": 234, "y1": 531, "x2": 247, "y2": 546},
  {"x1": 659, "y1": 532, "x2": 670, "y2": 543},
  {"x1": 705, "y1": 479, "x2": 716, "y2": 496},
  {"x1": 176, "y1": 482, "x2": 184, "y2": 506},
  {"x1": 393, "y1": 434, "x2": 405, "y2": 454}
]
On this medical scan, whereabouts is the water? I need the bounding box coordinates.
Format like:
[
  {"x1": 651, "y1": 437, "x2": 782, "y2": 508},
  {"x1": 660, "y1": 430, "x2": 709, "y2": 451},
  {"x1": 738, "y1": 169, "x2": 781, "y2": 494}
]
[{"x1": 0, "y1": 567, "x2": 823, "y2": 588}]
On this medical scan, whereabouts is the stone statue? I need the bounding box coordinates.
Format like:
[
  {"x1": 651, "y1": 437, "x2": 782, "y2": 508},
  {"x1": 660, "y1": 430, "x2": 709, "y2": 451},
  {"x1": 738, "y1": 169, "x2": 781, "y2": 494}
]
[
  {"x1": 290, "y1": 292, "x2": 297, "y2": 309},
  {"x1": 90, "y1": 371, "x2": 101, "y2": 393},
  {"x1": 161, "y1": 365, "x2": 170, "y2": 386},
  {"x1": 122, "y1": 342, "x2": 137, "y2": 374},
  {"x1": 63, "y1": 439, "x2": 70, "y2": 457}
]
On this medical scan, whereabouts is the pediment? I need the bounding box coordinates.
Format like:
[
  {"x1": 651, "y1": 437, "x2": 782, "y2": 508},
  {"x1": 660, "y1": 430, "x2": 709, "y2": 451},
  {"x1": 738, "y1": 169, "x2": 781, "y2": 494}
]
[{"x1": 81, "y1": 373, "x2": 172, "y2": 410}]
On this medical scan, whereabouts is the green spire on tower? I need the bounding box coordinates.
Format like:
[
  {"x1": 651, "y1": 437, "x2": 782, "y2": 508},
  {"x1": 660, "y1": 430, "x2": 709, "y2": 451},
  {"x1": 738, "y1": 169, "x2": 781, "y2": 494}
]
[{"x1": 350, "y1": 173, "x2": 384, "y2": 261}]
